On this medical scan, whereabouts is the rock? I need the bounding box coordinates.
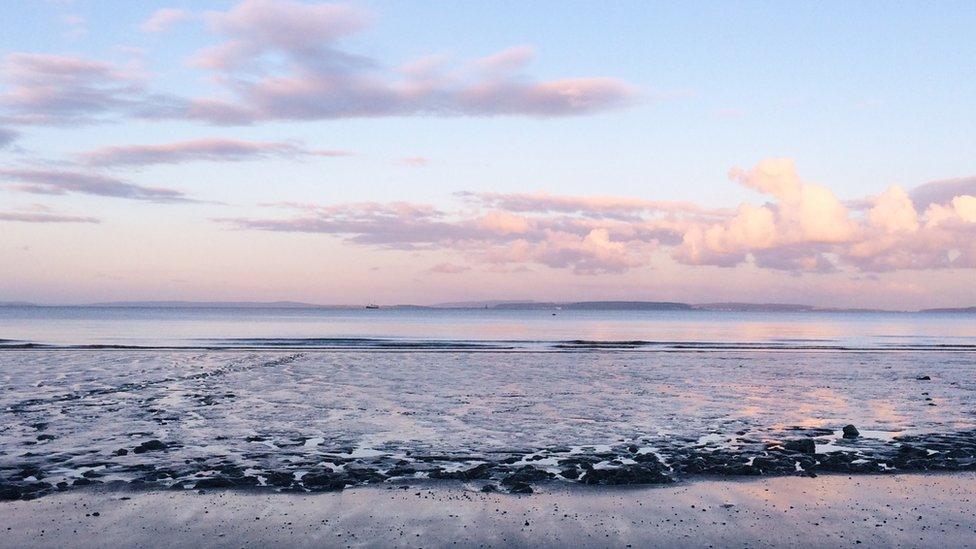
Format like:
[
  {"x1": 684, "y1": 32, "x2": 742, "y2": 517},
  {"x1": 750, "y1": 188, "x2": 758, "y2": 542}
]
[
  {"x1": 114, "y1": 449, "x2": 128, "y2": 456},
  {"x1": 507, "y1": 482, "x2": 533, "y2": 494},
  {"x1": 480, "y1": 484, "x2": 498, "y2": 493},
  {"x1": 343, "y1": 468, "x2": 387, "y2": 484},
  {"x1": 429, "y1": 463, "x2": 494, "y2": 481},
  {"x1": 842, "y1": 425, "x2": 860, "y2": 439},
  {"x1": 264, "y1": 472, "x2": 294, "y2": 487},
  {"x1": 194, "y1": 477, "x2": 238, "y2": 489},
  {"x1": 751, "y1": 456, "x2": 796, "y2": 474},
  {"x1": 0, "y1": 484, "x2": 21, "y2": 501},
  {"x1": 132, "y1": 440, "x2": 167, "y2": 454},
  {"x1": 558, "y1": 467, "x2": 581, "y2": 480},
  {"x1": 302, "y1": 472, "x2": 347, "y2": 491},
  {"x1": 500, "y1": 466, "x2": 553, "y2": 486},
  {"x1": 386, "y1": 465, "x2": 417, "y2": 477},
  {"x1": 783, "y1": 439, "x2": 816, "y2": 454},
  {"x1": 580, "y1": 464, "x2": 671, "y2": 485}
]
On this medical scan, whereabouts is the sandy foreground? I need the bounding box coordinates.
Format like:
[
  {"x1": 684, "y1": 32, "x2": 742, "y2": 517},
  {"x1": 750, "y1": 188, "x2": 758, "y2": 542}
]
[{"x1": 2, "y1": 473, "x2": 975, "y2": 548}]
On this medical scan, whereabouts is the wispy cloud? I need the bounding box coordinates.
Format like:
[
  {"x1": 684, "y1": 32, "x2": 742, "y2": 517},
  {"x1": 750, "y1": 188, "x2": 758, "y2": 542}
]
[
  {"x1": 0, "y1": 1, "x2": 640, "y2": 127},
  {"x1": 427, "y1": 262, "x2": 470, "y2": 274},
  {"x1": 223, "y1": 159, "x2": 976, "y2": 275},
  {"x1": 61, "y1": 14, "x2": 88, "y2": 39},
  {"x1": 0, "y1": 127, "x2": 17, "y2": 148},
  {"x1": 0, "y1": 52, "x2": 179, "y2": 125},
  {"x1": 460, "y1": 191, "x2": 721, "y2": 220},
  {"x1": 140, "y1": 8, "x2": 189, "y2": 33},
  {"x1": 0, "y1": 211, "x2": 100, "y2": 223},
  {"x1": 0, "y1": 168, "x2": 192, "y2": 202},
  {"x1": 397, "y1": 156, "x2": 429, "y2": 167},
  {"x1": 180, "y1": 0, "x2": 638, "y2": 124},
  {"x1": 80, "y1": 138, "x2": 351, "y2": 166},
  {"x1": 0, "y1": 203, "x2": 99, "y2": 223}
]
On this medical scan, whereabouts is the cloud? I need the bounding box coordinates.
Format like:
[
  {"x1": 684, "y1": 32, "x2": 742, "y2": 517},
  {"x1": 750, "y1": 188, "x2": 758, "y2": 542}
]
[
  {"x1": 223, "y1": 199, "x2": 670, "y2": 274},
  {"x1": 0, "y1": 127, "x2": 17, "y2": 148},
  {"x1": 397, "y1": 156, "x2": 428, "y2": 167},
  {"x1": 140, "y1": 8, "x2": 189, "y2": 33},
  {"x1": 180, "y1": 0, "x2": 638, "y2": 124},
  {"x1": 427, "y1": 262, "x2": 470, "y2": 274},
  {"x1": 461, "y1": 191, "x2": 717, "y2": 220},
  {"x1": 0, "y1": 1, "x2": 638, "y2": 126},
  {"x1": 0, "y1": 168, "x2": 192, "y2": 202},
  {"x1": 0, "y1": 211, "x2": 99, "y2": 223},
  {"x1": 0, "y1": 52, "x2": 181, "y2": 125},
  {"x1": 909, "y1": 176, "x2": 976, "y2": 211},
  {"x1": 80, "y1": 138, "x2": 351, "y2": 166},
  {"x1": 672, "y1": 159, "x2": 857, "y2": 268},
  {"x1": 62, "y1": 14, "x2": 88, "y2": 39},
  {"x1": 0, "y1": 203, "x2": 100, "y2": 223},
  {"x1": 225, "y1": 159, "x2": 976, "y2": 276},
  {"x1": 474, "y1": 45, "x2": 535, "y2": 74}
]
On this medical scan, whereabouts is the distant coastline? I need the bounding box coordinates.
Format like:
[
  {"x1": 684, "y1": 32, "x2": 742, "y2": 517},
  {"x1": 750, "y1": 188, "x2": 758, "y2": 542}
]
[{"x1": 1, "y1": 300, "x2": 973, "y2": 314}]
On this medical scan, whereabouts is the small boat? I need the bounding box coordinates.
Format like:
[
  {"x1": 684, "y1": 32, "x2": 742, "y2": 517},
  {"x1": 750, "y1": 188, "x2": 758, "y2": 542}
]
[{"x1": 365, "y1": 303, "x2": 380, "y2": 309}]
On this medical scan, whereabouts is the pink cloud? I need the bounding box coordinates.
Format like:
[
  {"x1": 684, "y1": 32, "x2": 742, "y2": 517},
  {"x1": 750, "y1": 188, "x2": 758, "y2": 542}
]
[
  {"x1": 140, "y1": 8, "x2": 189, "y2": 34},
  {"x1": 427, "y1": 262, "x2": 470, "y2": 274},
  {"x1": 1, "y1": 168, "x2": 192, "y2": 202},
  {"x1": 80, "y1": 138, "x2": 351, "y2": 166},
  {"x1": 473, "y1": 45, "x2": 535, "y2": 74},
  {"x1": 0, "y1": 1, "x2": 639, "y2": 126},
  {"x1": 223, "y1": 197, "x2": 670, "y2": 274},
  {"x1": 0, "y1": 211, "x2": 99, "y2": 223},
  {"x1": 909, "y1": 176, "x2": 976, "y2": 211},
  {"x1": 180, "y1": 0, "x2": 638, "y2": 123},
  {"x1": 224, "y1": 159, "x2": 976, "y2": 276},
  {"x1": 397, "y1": 156, "x2": 429, "y2": 166},
  {"x1": 194, "y1": 0, "x2": 368, "y2": 71},
  {"x1": 0, "y1": 53, "x2": 151, "y2": 125},
  {"x1": 461, "y1": 191, "x2": 715, "y2": 219}
]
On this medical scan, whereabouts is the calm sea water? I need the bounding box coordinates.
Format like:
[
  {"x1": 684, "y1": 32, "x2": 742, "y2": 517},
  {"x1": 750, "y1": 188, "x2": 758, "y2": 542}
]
[{"x1": 0, "y1": 306, "x2": 973, "y2": 348}]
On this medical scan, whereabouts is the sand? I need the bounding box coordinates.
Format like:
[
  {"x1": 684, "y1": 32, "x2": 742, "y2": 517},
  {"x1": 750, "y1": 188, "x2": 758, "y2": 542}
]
[{"x1": 2, "y1": 473, "x2": 976, "y2": 548}]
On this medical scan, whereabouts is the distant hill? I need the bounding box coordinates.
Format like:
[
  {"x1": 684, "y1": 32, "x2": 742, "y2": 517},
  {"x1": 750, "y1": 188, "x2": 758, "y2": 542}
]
[
  {"x1": 492, "y1": 301, "x2": 693, "y2": 311},
  {"x1": 920, "y1": 306, "x2": 976, "y2": 314},
  {"x1": 434, "y1": 300, "x2": 537, "y2": 308},
  {"x1": 86, "y1": 301, "x2": 338, "y2": 309},
  {"x1": 694, "y1": 302, "x2": 816, "y2": 312}
]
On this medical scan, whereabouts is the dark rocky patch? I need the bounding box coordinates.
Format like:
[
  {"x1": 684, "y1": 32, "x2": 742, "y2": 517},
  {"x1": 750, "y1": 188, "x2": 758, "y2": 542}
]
[
  {"x1": 302, "y1": 471, "x2": 348, "y2": 491},
  {"x1": 782, "y1": 439, "x2": 816, "y2": 454},
  {"x1": 581, "y1": 464, "x2": 672, "y2": 485},
  {"x1": 428, "y1": 463, "x2": 494, "y2": 481},
  {"x1": 559, "y1": 467, "x2": 581, "y2": 479},
  {"x1": 507, "y1": 482, "x2": 533, "y2": 494},
  {"x1": 500, "y1": 466, "x2": 553, "y2": 486},
  {"x1": 132, "y1": 440, "x2": 167, "y2": 454}
]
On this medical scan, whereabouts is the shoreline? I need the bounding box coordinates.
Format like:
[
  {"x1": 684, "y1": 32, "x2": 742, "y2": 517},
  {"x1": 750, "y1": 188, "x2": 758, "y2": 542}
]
[{"x1": 2, "y1": 472, "x2": 975, "y2": 548}]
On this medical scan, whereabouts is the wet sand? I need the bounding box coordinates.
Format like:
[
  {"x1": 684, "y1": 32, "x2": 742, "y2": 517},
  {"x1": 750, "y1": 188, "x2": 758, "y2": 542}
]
[{"x1": 2, "y1": 473, "x2": 975, "y2": 548}]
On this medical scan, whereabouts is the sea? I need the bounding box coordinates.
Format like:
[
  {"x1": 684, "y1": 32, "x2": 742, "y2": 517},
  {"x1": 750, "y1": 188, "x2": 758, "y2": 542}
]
[{"x1": 1, "y1": 306, "x2": 974, "y2": 498}]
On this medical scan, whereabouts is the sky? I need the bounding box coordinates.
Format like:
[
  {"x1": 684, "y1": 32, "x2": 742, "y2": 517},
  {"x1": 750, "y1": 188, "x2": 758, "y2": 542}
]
[{"x1": 0, "y1": 0, "x2": 974, "y2": 309}]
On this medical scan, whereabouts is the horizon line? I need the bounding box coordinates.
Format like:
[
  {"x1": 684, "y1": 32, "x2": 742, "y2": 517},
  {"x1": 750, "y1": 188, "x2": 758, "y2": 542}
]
[{"x1": 1, "y1": 299, "x2": 974, "y2": 314}]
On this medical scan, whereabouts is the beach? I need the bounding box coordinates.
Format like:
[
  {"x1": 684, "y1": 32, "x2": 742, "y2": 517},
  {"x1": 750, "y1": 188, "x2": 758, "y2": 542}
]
[
  {"x1": 3, "y1": 473, "x2": 976, "y2": 548},
  {"x1": 1, "y1": 309, "x2": 975, "y2": 547}
]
